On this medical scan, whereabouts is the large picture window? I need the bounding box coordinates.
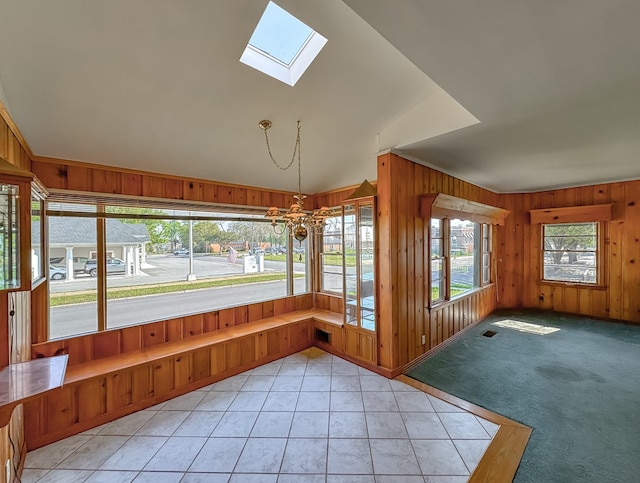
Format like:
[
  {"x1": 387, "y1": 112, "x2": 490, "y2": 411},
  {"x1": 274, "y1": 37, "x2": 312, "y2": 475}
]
[
  {"x1": 48, "y1": 201, "x2": 308, "y2": 339},
  {"x1": 542, "y1": 222, "x2": 598, "y2": 284}
]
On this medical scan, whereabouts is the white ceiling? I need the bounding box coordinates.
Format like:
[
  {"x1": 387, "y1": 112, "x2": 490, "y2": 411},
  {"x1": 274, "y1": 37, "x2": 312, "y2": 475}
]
[{"x1": 0, "y1": 0, "x2": 638, "y2": 195}]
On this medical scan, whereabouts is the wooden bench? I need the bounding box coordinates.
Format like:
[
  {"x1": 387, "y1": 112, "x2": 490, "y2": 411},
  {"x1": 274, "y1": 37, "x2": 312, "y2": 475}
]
[{"x1": 25, "y1": 309, "x2": 343, "y2": 450}]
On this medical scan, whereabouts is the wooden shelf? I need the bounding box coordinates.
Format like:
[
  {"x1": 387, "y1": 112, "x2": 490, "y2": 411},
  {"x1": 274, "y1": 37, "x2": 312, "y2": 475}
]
[
  {"x1": 529, "y1": 203, "x2": 612, "y2": 224},
  {"x1": 420, "y1": 193, "x2": 510, "y2": 225},
  {"x1": 0, "y1": 355, "x2": 68, "y2": 426}
]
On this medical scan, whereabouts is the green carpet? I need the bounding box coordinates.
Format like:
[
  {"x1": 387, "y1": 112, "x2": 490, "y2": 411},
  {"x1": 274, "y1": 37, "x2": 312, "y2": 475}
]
[{"x1": 407, "y1": 309, "x2": 640, "y2": 482}]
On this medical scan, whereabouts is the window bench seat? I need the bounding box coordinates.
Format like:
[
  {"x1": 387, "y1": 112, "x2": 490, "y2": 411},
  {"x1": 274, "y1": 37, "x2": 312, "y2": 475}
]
[{"x1": 25, "y1": 308, "x2": 343, "y2": 450}]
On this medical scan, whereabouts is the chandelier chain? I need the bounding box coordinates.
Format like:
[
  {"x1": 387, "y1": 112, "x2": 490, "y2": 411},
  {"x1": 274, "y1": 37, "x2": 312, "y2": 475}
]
[
  {"x1": 263, "y1": 121, "x2": 301, "y2": 174},
  {"x1": 261, "y1": 119, "x2": 328, "y2": 242}
]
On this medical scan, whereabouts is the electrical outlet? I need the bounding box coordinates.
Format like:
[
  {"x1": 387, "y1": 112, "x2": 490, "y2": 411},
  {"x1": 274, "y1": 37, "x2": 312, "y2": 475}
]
[
  {"x1": 5, "y1": 459, "x2": 10, "y2": 482},
  {"x1": 421, "y1": 334, "x2": 426, "y2": 345}
]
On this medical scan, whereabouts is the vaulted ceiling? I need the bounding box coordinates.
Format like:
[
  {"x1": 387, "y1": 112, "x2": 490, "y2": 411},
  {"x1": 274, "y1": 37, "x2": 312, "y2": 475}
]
[{"x1": 1, "y1": 0, "x2": 638, "y2": 195}]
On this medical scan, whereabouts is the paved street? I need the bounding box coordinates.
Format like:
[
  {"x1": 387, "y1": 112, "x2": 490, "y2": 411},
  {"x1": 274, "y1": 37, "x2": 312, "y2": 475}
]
[
  {"x1": 49, "y1": 253, "x2": 310, "y2": 339},
  {"x1": 50, "y1": 254, "x2": 307, "y2": 292}
]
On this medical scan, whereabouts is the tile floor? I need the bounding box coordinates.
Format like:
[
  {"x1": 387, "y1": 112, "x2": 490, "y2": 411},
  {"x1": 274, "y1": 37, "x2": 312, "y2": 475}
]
[{"x1": 23, "y1": 347, "x2": 498, "y2": 483}]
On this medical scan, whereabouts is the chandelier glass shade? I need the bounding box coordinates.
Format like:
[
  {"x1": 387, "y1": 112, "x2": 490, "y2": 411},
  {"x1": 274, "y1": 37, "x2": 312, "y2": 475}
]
[{"x1": 260, "y1": 120, "x2": 330, "y2": 241}]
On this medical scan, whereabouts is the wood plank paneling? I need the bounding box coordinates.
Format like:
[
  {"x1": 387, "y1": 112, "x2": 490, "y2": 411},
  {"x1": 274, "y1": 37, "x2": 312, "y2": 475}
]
[
  {"x1": 106, "y1": 371, "x2": 132, "y2": 412},
  {"x1": 31, "y1": 282, "x2": 49, "y2": 344},
  {"x1": 92, "y1": 331, "x2": 120, "y2": 360},
  {"x1": 192, "y1": 348, "x2": 211, "y2": 382},
  {"x1": 78, "y1": 378, "x2": 106, "y2": 421},
  {"x1": 143, "y1": 322, "x2": 166, "y2": 347},
  {"x1": 376, "y1": 153, "x2": 500, "y2": 371},
  {"x1": 501, "y1": 178, "x2": 640, "y2": 323},
  {"x1": 31, "y1": 157, "x2": 299, "y2": 211},
  {"x1": 184, "y1": 314, "x2": 204, "y2": 337},
  {"x1": 376, "y1": 153, "x2": 396, "y2": 369},
  {"x1": 32, "y1": 295, "x2": 312, "y2": 366},
  {"x1": 25, "y1": 312, "x2": 320, "y2": 450}
]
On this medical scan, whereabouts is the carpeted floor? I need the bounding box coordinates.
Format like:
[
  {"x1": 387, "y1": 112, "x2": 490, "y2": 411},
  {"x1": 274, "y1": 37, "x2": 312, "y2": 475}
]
[{"x1": 407, "y1": 309, "x2": 640, "y2": 483}]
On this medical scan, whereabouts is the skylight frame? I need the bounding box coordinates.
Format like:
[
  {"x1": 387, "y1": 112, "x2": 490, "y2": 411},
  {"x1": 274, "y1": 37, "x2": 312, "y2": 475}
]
[{"x1": 240, "y1": 2, "x2": 327, "y2": 86}]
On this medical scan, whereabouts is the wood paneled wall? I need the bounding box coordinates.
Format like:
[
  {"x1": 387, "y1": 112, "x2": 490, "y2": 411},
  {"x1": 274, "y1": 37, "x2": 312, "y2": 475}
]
[
  {"x1": 31, "y1": 157, "x2": 298, "y2": 209},
  {"x1": 314, "y1": 293, "x2": 343, "y2": 314},
  {"x1": 499, "y1": 180, "x2": 640, "y2": 323},
  {"x1": 0, "y1": 103, "x2": 33, "y2": 483},
  {"x1": 0, "y1": 108, "x2": 32, "y2": 367},
  {"x1": 32, "y1": 294, "x2": 312, "y2": 366},
  {"x1": 25, "y1": 317, "x2": 314, "y2": 450},
  {"x1": 376, "y1": 153, "x2": 501, "y2": 371},
  {"x1": 0, "y1": 106, "x2": 32, "y2": 173}
]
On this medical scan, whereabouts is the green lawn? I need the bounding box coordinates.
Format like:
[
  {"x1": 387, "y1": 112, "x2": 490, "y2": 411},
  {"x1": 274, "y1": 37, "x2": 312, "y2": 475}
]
[{"x1": 263, "y1": 252, "x2": 356, "y2": 266}]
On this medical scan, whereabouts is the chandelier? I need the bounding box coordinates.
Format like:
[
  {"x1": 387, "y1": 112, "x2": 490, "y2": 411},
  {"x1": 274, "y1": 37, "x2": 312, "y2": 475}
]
[{"x1": 260, "y1": 120, "x2": 331, "y2": 241}]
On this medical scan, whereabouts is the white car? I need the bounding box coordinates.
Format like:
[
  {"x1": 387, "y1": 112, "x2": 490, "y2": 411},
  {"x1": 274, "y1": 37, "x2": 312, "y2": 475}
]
[
  {"x1": 49, "y1": 265, "x2": 66, "y2": 280},
  {"x1": 84, "y1": 258, "x2": 126, "y2": 277}
]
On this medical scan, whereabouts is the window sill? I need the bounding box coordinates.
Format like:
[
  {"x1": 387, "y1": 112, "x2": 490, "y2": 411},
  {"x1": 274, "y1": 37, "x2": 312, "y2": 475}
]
[
  {"x1": 539, "y1": 280, "x2": 606, "y2": 290},
  {"x1": 428, "y1": 283, "x2": 495, "y2": 310}
]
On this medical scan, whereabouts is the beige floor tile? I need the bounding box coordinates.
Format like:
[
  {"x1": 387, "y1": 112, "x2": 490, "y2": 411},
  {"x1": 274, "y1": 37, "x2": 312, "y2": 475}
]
[
  {"x1": 327, "y1": 438, "x2": 373, "y2": 475},
  {"x1": 438, "y1": 412, "x2": 491, "y2": 439},
  {"x1": 24, "y1": 349, "x2": 502, "y2": 481},
  {"x1": 234, "y1": 437, "x2": 287, "y2": 473},
  {"x1": 99, "y1": 436, "x2": 167, "y2": 471},
  {"x1": 56, "y1": 435, "x2": 129, "y2": 470},
  {"x1": 412, "y1": 439, "x2": 470, "y2": 476},
  {"x1": 144, "y1": 436, "x2": 207, "y2": 472},
  {"x1": 188, "y1": 437, "x2": 246, "y2": 473},
  {"x1": 280, "y1": 438, "x2": 328, "y2": 474}
]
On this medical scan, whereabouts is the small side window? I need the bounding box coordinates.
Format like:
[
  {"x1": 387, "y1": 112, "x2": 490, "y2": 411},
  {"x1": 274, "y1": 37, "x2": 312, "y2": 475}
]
[
  {"x1": 430, "y1": 218, "x2": 445, "y2": 304},
  {"x1": 542, "y1": 222, "x2": 598, "y2": 284}
]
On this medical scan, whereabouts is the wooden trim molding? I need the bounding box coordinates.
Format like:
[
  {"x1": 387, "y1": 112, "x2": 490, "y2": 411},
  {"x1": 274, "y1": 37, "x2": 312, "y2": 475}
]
[
  {"x1": 420, "y1": 193, "x2": 510, "y2": 225},
  {"x1": 529, "y1": 203, "x2": 612, "y2": 224},
  {"x1": 0, "y1": 100, "x2": 33, "y2": 157}
]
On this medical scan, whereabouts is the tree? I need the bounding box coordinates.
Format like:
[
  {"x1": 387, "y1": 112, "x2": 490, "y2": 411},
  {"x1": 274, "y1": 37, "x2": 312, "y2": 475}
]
[
  {"x1": 176, "y1": 220, "x2": 241, "y2": 253},
  {"x1": 226, "y1": 221, "x2": 278, "y2": 250},
  {"x1": 544, "y1": 223, "x2": 596, "y2": 264},
  {"x1": 105, "y1": 206, "x2": 176, "y2": 253}
]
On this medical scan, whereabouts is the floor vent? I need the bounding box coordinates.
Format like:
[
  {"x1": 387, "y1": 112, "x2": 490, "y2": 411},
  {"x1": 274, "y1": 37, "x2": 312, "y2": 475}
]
[
  {"x1": 315, "y1": 328, "x2": 331, "y2": 344},
  {"x1": 482, "y1": 330, "x2": 497, "y2": 338}
]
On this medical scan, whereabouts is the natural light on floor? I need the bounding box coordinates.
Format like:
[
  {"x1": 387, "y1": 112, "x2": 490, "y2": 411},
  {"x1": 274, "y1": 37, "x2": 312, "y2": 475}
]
[{"x1": 492, "y1": 319, "x2": 560, "y2": 335}]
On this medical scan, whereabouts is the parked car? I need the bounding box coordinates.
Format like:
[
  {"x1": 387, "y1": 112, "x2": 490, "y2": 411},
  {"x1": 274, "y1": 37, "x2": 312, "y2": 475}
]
[
  {"x1": 49, "y1": 256, "x2": 89, "y2": 273},
  {"x1": 49, "y1": 265, "x2": 66, "y2": 280},
  {"x1": 173, "y1": 248, "x2": 190, "y2": 255},
  {"x1": 84, "y1": 258, "x2": 126, "y2": 277}
]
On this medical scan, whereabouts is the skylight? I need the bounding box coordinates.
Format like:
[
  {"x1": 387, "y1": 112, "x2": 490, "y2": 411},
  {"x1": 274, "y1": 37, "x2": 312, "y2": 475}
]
[{"x1": 240, "y1": 1, "x2": 327, "y2": 86}]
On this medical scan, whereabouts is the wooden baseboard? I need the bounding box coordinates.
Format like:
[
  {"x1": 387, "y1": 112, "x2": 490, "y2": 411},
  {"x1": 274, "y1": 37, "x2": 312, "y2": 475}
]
[
  {"x1": 396, "y1": 375, "x2": 531, "y2": 483},
  {"x1": 312, "y1": 341, "x2": 395, "y2": 378},
  {"x1": 400, "y1": 316, "x2": 487, "y2": 375}
]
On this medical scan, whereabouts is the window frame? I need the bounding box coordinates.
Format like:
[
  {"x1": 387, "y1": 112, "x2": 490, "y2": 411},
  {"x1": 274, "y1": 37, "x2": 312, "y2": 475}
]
[
  {"x1": 46, "y1": 198, "x2": 309, "y2": 339},
  {"x1": 317, "y1": 208, "x2": 344, "y2": 295},
  {"x1": 430, "y1": 218, "x2": 446, "y2": 304},
  {"x1": 481, "y1": 222, "x2": 492, "y2": 285},
  {"x1": 429, "y1": 217, "x2": 493, "y2": 307},
  {"x1": 541, "y1": 221, "x2": 601, "y2": 286}
]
